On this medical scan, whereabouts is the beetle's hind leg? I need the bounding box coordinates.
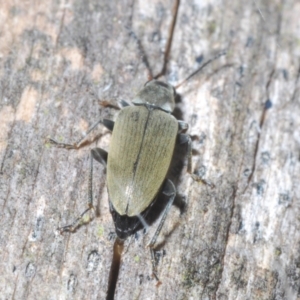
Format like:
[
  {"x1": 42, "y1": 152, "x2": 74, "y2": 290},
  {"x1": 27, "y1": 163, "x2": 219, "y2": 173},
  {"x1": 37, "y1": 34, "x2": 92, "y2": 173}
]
[
  {"x1": 148, "y1": 179, "x2": 176, "y2": 281},
  {"x1": 47, "y1": 119, "x2": 114, "y2": 149},
  {"x1": 58, "y1": 148, "x2": 108, "y2": 233}
]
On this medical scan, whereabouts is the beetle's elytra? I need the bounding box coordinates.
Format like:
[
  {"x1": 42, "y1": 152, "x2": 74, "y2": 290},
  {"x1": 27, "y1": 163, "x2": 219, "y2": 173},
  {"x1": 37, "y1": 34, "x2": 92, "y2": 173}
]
[
  {"x1": 48, "y1": 79, "x2": 195, "y2": 278},
  {"x1": 108, "y1": 104, "x2": 178, "y2": 232}
]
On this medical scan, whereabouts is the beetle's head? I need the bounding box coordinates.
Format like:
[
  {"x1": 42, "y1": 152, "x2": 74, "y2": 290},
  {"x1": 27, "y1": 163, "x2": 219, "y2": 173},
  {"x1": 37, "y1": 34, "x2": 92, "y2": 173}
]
[{"x1": 132, "y1": 80, "x2": 176, "y2": 113}]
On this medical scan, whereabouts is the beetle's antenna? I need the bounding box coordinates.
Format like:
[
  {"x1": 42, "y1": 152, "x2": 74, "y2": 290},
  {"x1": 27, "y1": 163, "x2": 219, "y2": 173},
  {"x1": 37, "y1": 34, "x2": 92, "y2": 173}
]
[
  {"x1": 126, "y1": 27, "x2": 154, "y2": 80},
  {"x1": 127, "y1": 0, "x2": 180, "y2": 80},
  {"x1": 154, "y1": 0, "x2": 181, "y2": 79},
  {"x1": 252, "y1": 0, "x2": 281, "y2": 50},
  {"x1": 175, "y1": 50, "x2": 227, "y2": 89}
]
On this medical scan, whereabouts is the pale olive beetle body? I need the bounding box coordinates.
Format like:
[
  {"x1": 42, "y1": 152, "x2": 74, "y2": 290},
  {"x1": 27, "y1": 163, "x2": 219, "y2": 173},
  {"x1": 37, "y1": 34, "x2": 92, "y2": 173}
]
[
  {"x1": 106, "y1": 80, "x2": 182, "y2": 239},
  {"x1": 49, "y1": 79, "x2": 193, "y2": 278}
]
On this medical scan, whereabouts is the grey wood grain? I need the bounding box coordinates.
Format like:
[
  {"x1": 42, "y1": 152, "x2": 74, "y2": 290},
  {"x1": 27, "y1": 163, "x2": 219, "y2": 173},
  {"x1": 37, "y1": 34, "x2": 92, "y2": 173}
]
[{"x1": 0, "y1": 0, "x2": 299, "y2": 299}]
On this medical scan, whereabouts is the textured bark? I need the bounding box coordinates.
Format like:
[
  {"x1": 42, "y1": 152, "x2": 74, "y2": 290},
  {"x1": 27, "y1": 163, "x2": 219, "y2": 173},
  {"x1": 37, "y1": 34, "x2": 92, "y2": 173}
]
[{"x1": 0, "y1": 0, "x2": 299, "y2": 299}]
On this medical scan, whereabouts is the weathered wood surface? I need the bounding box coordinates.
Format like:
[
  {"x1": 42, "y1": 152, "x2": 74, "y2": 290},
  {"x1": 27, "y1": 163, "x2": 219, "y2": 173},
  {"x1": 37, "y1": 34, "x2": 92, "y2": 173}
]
[{"x1": 0, "y1": 0, "x2": 299, "y2": 299}]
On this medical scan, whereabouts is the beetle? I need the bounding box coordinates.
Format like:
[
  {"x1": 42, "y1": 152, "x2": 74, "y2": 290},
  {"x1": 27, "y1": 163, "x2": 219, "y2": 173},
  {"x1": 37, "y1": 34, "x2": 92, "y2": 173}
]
[{"x1": 48, "y1": 79, "x2": 197, "y2": 279}]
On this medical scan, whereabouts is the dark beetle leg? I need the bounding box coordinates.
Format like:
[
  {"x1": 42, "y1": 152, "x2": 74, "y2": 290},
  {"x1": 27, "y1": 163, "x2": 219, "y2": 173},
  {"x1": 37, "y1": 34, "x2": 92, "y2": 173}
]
[
  {"x1": 173, "y1": 194, "x2": 187, "y2": 215},
  {"x1": 137, "y1": 214, "x2": 150, "y2": 233},
  {"x1": 179, "y1": 133, "x2": 215, "y2": 188},
  {"x1": 148, "y1": 179, "x2": 176, "y2": 281},
  {"x1": 59, "y1": 149, "x2": 107, "y2": 233},
  {"x1": 178, "y1": 134, "x2": 192, "y2": 173},
  {"x1": 118, "y1": 99, "x2": 131, "y2": 108},
  {"x1": 91, "y1": 148, "x2": 108, "y2": 167},
  {"x1": 178, "y1": 121, "x2": 189, "y2": 133},
  {"x1": 47, "y1": 118, "x2": 114, "y2": 149},
  {"x1": 100, "y1": 99, "x2": 130, "y2": 110}
]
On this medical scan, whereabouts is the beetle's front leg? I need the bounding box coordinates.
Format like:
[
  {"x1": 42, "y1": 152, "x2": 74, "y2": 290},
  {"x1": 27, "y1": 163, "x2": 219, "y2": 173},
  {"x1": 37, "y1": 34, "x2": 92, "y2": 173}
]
[
  {"x1": 47, "y1": 119, "x2": 114, "y2": 149},
  {"x1": 58, "y1": 148, "x2": 108, "y2": 233},
  {"x1": 178, "y1": 133, "x2": 215, "y2": 188}
]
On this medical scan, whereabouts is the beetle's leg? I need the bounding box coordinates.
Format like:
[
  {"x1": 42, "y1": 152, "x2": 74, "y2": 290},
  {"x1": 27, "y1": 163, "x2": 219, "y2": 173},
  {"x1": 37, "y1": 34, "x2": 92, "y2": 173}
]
[
  {"x1": 102, "y1": 119, "x2": 114, "y2": 131},
  {"x1": 178, "y1": 120, "x2": 189, "y2": 133},
  {"x1": 118, "y1": 99, "x2": 131, "y2": 108},
  {"x1": 148, "y1": 179, "x2": 176, "y2": 281},
  {"x1": 59, "y1": 150, "x2": 97, "y2": 232},
  {"x1": 173, "y1": 194, "x2": 186, "y2": 215},
  {"x1": 91, "y1": 147, "x2": 108, "y2": 167},
  {"x1": 177, "y1": 134, "x2": 192, "y2": 173},
  {"x1": 179, "y1": 134, "x2": 215, "y2": 187},
  {"x1": 101, "y1": 99, "x2": 131, "y2": 110},
  {"x1": 47, "y1": 119, "x2": 114, "y2": 149}
]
